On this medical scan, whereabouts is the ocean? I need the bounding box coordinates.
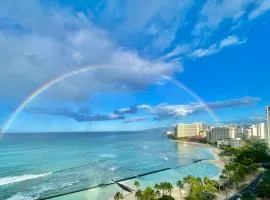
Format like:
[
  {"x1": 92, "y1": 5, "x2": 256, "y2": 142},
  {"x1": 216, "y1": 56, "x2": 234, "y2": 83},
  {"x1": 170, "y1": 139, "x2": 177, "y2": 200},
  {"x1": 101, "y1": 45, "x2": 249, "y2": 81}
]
[{"x1": 0, "y1": 130, "x2": 221, "y2": 200}]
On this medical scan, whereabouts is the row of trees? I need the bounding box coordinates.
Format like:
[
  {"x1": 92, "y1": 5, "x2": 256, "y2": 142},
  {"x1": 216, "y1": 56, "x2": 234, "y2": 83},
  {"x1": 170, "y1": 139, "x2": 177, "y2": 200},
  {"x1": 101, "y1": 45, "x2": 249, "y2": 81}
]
[
  {"x1": 218, "y1": 140, "x2": 270, "y2": 199},
  {"x1": 134, "y1": 181, "x2": 174, "y2": 200},
  {"x1": 114, "y1": 176, "x2": 219, "y2": 200},
  {"x1": 182, "y1": 176, "x2": 218, "y2": 200},
  {"x1": 257, "y1": 168, "x2": 270, "y2": 198}
]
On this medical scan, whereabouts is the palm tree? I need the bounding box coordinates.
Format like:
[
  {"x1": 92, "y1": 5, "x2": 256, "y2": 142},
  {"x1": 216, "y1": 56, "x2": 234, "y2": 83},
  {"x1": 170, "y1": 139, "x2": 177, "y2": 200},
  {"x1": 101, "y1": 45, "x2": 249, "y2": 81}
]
[
  {"x1": 155, "y1": 190, "x2": 161, "y2": 199},
  {"x1": 183, "y1": 175, "x2": 193, "y2": 184},
  {"x1": 134, "y1": 180, "x2": 140, "y2": 190},
  {"x1": 114, "y1": 192, "x2": 123, "y2": 200},
  {"x1": 159, "y1": 182, "x2": 166, "y2": 196},
  {"x1": 135, "y1": 189, "x2": 143, "y2": 200},
  {"x1": 176, "y1": 180, "x2": 184, "y2": 198},
  {"x1": 154, "y1": 183, "x2": 161, "y2": 198},
  {"x1": 165, "y1": 182, "x2": 173, "y2": 196},
  {"x1": 143, "y1": 187, "x2": 156, "y2": 200}
]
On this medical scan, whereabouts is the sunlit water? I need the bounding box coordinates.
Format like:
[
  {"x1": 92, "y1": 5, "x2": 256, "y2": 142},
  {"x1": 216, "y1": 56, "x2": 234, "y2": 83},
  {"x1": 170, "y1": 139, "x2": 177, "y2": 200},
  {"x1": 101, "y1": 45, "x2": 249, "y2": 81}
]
[{"x1": 0, "y1": 130, "x2": 221, "y2": 200}]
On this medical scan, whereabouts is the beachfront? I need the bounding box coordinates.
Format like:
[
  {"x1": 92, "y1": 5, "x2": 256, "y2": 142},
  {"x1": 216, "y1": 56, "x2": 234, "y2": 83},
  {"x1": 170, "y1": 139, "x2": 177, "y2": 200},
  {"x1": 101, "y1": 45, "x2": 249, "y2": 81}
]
[
  {"x1": 111, "y1": 140, "x2": 270, "y2": 200},
  {"x1": 112, "y1": 141, "x2": 224, "y2": 200},
  {"x1": 47, "y1": 140, "x2": 223, "y2": 200},
  {"x1": 1, "y1": 131, "x2": 222, "y2": 200}
]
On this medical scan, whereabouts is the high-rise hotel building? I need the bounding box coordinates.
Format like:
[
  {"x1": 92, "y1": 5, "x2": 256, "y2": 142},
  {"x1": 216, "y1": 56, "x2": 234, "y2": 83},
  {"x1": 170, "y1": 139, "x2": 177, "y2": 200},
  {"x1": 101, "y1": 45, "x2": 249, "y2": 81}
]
[
  {"x1": 266, "y1": 106, "x2": 270, "y2": 148},
  {"x1": 174, "y1": 123, "x2": 206, "y2": 138}
]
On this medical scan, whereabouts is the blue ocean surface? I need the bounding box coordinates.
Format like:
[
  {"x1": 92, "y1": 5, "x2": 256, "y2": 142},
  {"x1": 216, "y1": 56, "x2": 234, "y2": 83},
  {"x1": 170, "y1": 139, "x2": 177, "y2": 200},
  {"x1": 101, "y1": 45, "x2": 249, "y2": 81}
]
[{"x1": 0, "y1": 130, "x2": 220, "y2": 200}]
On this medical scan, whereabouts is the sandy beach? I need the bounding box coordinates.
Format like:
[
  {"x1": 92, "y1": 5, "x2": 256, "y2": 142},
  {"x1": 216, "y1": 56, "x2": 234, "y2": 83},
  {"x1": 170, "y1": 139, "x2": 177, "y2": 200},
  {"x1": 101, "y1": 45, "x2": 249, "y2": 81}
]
[
  {"x1": 116, "y1": 140, "x2": 225, "y2": 200},
  {"x1": 175, "y1": 140, "x2": 225, "y2": 168}
]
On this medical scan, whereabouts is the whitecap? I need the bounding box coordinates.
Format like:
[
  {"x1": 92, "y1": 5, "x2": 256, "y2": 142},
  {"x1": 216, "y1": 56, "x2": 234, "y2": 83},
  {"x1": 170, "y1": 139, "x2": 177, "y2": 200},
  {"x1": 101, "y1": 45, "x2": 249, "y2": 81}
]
[
  {"x1": 60, "y1": 180, "x2": 80, "y2": 188},
  {"x1": 98, "y1": 154, "x2": 116, "y2": 158},
  {"x1": 143, "y1": 145, "x2": 149, "y2": 150},
  {"x1": 160, "y1": 154, "x2": 168, "y2": 161},
  {"x1": 109, "y1": 166, "x2": 119, "y2": 171},
  {"x1": 0, "y1": 172, "x2": 52, "y2": 186},
  {"x1": 7, "y1": 194, "x2": 36, "y2": 200}
]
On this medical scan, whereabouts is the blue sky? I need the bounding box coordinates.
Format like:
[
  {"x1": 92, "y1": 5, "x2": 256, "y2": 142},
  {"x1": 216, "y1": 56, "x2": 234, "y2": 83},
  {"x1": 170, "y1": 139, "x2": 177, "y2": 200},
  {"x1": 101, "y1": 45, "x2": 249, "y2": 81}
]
[{"x1": 0, "y1": 0, "x2": 270, "y2": 132}]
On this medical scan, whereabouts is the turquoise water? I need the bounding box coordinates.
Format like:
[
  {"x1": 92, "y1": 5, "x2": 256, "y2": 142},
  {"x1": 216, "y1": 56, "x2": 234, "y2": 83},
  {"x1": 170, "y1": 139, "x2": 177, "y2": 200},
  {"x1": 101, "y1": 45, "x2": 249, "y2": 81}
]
[{"x1": 0, "y1": 130, "x2": 221, "y2": 200}]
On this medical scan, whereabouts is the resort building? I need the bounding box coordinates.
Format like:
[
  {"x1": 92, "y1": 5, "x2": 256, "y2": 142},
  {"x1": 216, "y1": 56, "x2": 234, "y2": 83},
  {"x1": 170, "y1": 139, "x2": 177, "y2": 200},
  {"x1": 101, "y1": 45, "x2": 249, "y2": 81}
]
[
  {"x1": 207, "y1": 127, "x2": 233, "y2": 142},
  {"x1": 258, "y1": 123, "x2": 265, "y2": 139},
  {"x1": 217, "y1": 138, "x2": 245, "y2": 148},
  {"x1": 250, "y1": 123, "x2": 265, "y2": 139},
  {"x1": 174, "y1": 123, "x2": 206, "y2": 138},
  {"x1": 236, "y1": 127, "x2": 245, "y2": 138},
  {"x1": 246, "y1": 128, "x2": 253, "y2": 139},
  {"x1": 265, "y1": 106, "x2": 270, "y2": 148},
  {"x1": 228, "y1": 125, "x2": 237, "y2": 139}
]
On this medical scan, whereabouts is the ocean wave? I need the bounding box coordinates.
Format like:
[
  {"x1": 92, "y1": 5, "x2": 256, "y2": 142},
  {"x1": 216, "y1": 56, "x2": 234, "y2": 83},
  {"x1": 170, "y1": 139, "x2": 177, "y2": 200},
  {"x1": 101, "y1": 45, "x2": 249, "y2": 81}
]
[
  {"x1": 60, "y1": 180, "x2": 80, "y2": 188},
  {"x1": 109, "y1": 166, "x2": 119, "y2": 171},
  {"x1": 98, "y1": 154, "x2": 116, "y2": 158},
  {"x1": 0, "y1": 172, "x2": 52, "y2": 186},
  {"x1": 143, "y1": 145, "x2": 149, "y2": 150},
  {"x1": 6, "y1": 180, "x2": 80, "y2": 200},
  {"x1": 7, "y1": 194, "x2": 36, "y2": 200},
  {"x1": 159, "y1": 154, "x2": 168, "y2": 161}
]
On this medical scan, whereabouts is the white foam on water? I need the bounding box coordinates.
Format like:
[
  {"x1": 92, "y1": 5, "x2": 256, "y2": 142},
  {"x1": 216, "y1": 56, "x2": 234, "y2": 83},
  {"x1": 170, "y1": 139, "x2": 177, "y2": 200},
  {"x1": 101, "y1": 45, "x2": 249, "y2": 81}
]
[
  {"x1": 109, "y1": 166, "x2": 119, "y2": 171},
  {"x1": 0, "y1": 172, "x2": 52, "y2": 186},
  {"x1": 60, "y1": 180, "x2": 80, "y2": 188},
  {"x1": 143, "y1": 145, "x2": 149, "y2": 150},
  {"x1": 7, "y1": 194, "x2": 36, "y2": 200},
  {"x1": 98, "y1": 154, "x2": 116, "y2": 158},
  {"x1": 159, "y1": 153, "x2": 168, "y2": 161}
]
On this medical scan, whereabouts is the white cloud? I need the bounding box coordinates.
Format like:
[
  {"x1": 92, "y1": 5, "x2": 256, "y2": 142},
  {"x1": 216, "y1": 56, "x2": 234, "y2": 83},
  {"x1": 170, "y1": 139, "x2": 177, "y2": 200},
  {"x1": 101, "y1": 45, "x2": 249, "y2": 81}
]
[
  {"x1": 117, "y1": 96, "x2": 260, "y2": 120},
  {"x1": 0, "y1": 0, "x2": 182, "y2": 102},
  {"x1": 94, "y1": 0, "x2": 194, "y2": 51},
  {"x1": 123, "y1": 117, "x2": 146, "y2": 123},
  {"x1": 27, "y1": 107, "x2": 125, "y2": 122},
  {"x1": 27, "y1": 96, "x2": 260, "y2": 123},
  {"x1": 249, "y1": 0, "x2": 270, "y2": 20},
  {"x1": 194, "y1": 0, "x2": 251, "y2": 35},
  {"x1": 190, "y1": 35, "x2": 247, "y2": 58},
  {"x1": 193, "y1": 0, "x2": 270, "y2": 35},
  {"x1": 220, "y1": 35, "x2": 239, "y2": 48},
  {"x1": 189, "y1": 44, "x2": 219, "y2": 58},
  {"x1": 146, "y1": 25, "x2": 160, "y2": 36},
  {"x1": 164, "y1": 45, "x2": 190, "y2": 59}
]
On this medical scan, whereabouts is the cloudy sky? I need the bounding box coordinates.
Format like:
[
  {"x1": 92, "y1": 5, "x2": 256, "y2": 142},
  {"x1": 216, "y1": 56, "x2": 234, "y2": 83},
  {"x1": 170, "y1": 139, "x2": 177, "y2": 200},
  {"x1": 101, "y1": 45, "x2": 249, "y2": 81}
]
[{"x1": 0, "y1": 0, "x2": 269, "y2": 132}]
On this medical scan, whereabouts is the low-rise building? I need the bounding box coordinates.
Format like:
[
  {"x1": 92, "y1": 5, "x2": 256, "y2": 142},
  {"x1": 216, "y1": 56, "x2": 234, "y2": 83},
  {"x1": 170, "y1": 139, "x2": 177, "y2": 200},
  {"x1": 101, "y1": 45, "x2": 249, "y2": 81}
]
[{"x1": 217, "y1": 138, "x2": 245, "y2": 148}]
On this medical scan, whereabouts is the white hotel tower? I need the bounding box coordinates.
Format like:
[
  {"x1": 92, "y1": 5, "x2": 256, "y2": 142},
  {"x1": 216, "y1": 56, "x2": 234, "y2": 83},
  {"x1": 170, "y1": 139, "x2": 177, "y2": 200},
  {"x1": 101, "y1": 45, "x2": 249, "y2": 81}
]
[{"x1": 266, "y1": 106, "x2": 270, "y2": 148}]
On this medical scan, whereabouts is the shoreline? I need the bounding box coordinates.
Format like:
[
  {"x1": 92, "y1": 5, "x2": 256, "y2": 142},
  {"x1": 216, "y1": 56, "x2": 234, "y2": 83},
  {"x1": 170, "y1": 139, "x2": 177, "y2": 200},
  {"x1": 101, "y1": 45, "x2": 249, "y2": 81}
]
[
  {"x1": 48, "y1": 139, "x2": 225, "y2": 200},
  {"x1": 173, "y1": 140, "x2": 225, "y2": 169},
  {"x1": 116, "y1": 140, "x2": 225, "y2": 200}
]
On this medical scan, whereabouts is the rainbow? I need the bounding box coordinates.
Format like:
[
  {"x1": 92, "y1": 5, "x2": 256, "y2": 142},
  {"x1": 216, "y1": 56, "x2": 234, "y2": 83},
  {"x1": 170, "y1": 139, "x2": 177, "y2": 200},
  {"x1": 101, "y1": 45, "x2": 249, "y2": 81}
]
[
  {"x1": 0, "y1": 66, "x2": 220, "y2": 138},
  {"x1": 163, "y1": 76, "x2": 220, "y2": 123},
  {"x1": 1, "y1": 65, "x2": 99, "y2": 137}
]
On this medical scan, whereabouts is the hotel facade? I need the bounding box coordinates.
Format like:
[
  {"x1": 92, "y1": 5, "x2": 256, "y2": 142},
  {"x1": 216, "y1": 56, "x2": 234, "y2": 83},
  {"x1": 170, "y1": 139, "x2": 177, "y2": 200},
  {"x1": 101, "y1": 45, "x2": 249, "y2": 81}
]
[
  {"x1": 250, "y1": 123, "x2": 265, "y2": 139},
  {"x1": 207, "y1": 127, "x2": 231, "y2": 142},
  {"x1": 174, "y1": 123, "x2": 206, "y2": 138}
]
